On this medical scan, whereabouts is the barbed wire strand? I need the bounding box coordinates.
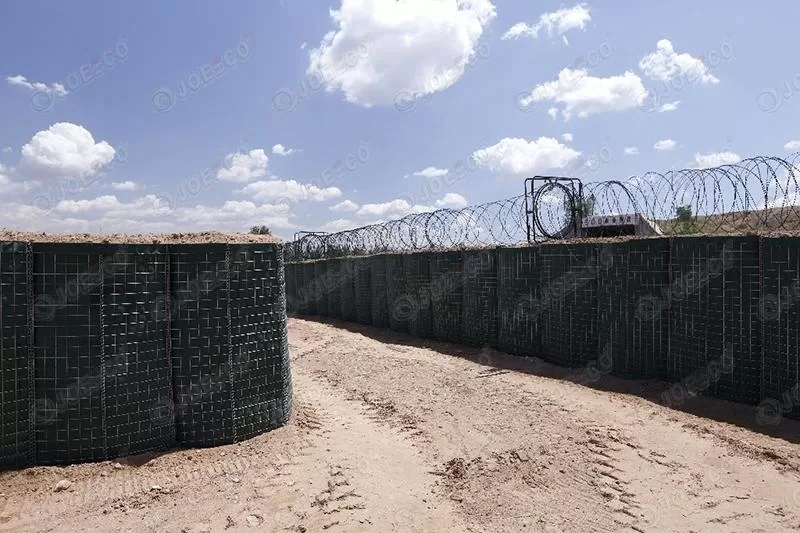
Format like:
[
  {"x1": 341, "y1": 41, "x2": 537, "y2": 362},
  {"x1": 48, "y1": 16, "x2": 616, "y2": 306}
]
[{"x1": 286, "y1": 154, "x2": 800, "y2": 261}]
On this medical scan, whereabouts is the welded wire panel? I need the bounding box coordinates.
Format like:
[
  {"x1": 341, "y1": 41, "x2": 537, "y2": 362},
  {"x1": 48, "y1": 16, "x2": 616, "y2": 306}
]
[
  {"x1": 326, "y1": 259, "x2": 343, "y2": 320},
  {"x1": 403, "y1": 253, "x2": 433, "y2": 338},
  {"x1": 312, "y1": 261, "x2": 327, "y2": 316},
  {"x1": 169, "y1": 245, "x2": 234, "y2": 446},
  {"x1": 621, "y1": 239, "x2": 671, "y2": 379},
  {"x1": 385, "y1": 255, "x2": 407, "y2": 333},
  {"x1": 461, "y1": 250, "x2": 498, "y2": 348},
  {"x1": 229, "y1": 245, "x2": 291, "y2": 440},
  {"x1": 353, "y1": 258, "x2": 372, "y2": 325},
  {"x1": 536, "y1": 244, "x2": 600, "y2": 368},
  {"x1": 668, "y1": 237, "x2": 762, "y2": 405},
  {"x1": 284, "y1": 262, "x2": 297, "y2": 314},
  {"x1": 339, "y1": 258, "x2": 357, "y2": 322},
  {"x1": 430, "y1": 251, "x2": 464, "y2": 344},
  {"x1": 0, "y1": 242, "x2": 30, "y2": 469},
  {"x1": 761, "y1": 238, "x2": 800, "y2": 419},
  {"x1": 102, "y1": 246, "x2": 173, "y2": 458},
  {"x1": 32, "y1": 244, "x2": 105, "y2": 465},
  {"x1": 496, "y1": 247, "x2": 539, "y2": 357},
  {"x1": 369, "y1": 255, "x2": 389, "y2": 328}
]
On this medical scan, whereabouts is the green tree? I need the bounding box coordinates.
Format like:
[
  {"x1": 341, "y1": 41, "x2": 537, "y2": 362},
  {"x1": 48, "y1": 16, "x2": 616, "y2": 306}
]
[
  {"x1": 565, "y1": 193, "x2": 596, "y2": 219},
  {"x1": 249, "y1": 225, "x2": 272, "y2": 235},
  {"x1": 674, "y1": 205, "x2": 699, "y2": 234}
]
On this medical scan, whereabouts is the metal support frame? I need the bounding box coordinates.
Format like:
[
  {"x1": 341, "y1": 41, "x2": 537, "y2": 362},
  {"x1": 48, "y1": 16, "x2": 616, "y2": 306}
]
[{"x1": 524, "y1": 176, "x2": 585, "y2": 243}]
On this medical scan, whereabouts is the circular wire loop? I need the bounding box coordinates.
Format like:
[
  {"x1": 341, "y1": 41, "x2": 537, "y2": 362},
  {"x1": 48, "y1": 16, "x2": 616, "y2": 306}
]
[{"x1": 284, "y1": 155, "x2": 800, "y2": 261}]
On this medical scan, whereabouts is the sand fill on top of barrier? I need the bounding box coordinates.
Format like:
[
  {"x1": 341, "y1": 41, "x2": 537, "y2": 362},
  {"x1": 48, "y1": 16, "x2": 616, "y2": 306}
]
[{"x1": 0, "y1": 230, "x2": 282, "y2": 244}]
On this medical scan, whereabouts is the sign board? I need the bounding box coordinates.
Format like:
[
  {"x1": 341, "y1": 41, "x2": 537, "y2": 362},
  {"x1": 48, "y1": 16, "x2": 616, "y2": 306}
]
[{"x1": 581, "y1": 213, "x2": 640, "y2": 227}]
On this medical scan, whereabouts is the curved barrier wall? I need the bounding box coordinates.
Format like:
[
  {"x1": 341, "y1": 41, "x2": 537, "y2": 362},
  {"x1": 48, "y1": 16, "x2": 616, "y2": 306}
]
[
  {"x1": 0, "y1": 241, "x2": 292, "y2": 470},
  {"x1": 286, "y1": 236, "x2": 800, "y2": 420}
]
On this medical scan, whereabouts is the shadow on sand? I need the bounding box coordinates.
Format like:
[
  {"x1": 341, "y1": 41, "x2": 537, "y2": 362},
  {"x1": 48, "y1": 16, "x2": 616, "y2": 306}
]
[{"x1": 291, "y1": 314, "x2": 800, "y2": 446}]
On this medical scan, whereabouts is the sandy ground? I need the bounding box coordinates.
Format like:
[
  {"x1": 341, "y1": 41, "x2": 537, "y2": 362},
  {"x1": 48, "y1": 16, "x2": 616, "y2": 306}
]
[{"x1": 3, "y1": 317, "x2": 800, "y2": 532}]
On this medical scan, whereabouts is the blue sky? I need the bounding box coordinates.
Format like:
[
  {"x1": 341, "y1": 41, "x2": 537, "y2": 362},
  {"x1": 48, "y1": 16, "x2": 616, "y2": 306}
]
[{"x1": 1, "y1": 0, "x2": 798, "y2": 239}]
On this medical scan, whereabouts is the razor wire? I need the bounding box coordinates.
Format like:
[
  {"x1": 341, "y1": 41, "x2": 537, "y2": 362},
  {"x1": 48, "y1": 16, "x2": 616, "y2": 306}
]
[{"x1": 285, "y1": 154, "x2": 800, "y2": 261}]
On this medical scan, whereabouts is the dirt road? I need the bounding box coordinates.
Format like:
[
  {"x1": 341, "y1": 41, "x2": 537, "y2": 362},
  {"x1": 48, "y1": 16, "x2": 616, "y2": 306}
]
[{"x1": 3, "y1": 317, "x2": 800, "y2": 532}]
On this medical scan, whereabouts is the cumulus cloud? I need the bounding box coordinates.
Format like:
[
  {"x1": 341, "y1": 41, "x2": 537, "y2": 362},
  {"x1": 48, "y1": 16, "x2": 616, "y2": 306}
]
[
  {"x1": 502, "y1": 4, "x2": 591, "y2": 41},
  {"x1": 411, "y1": 166, "x2": 449, "y2": 178},
  {"x1": 639, "y1": 39, "x2": 719, "y2": 85},
  {"x1": 353, "y1": 192, "x2": 463, "y2": 219},
  {"x1": 521, "y1": 68, "x2": 648, "y2": 120},
  {"x1": 0, "y1": 163, "x2": 37, "y2": 195},
  {"x1": 653, "y1": 139, "x2": 676, "y2": 151},
  {"x1": 2, "y1": 147, "x2": 12, "y2": 153},
  {"x1": 784, "y1": 140, "x2": 800, "y2": 152},
  {"x1": 7, "y1": 74, "x2": 68, "y2": 96},
  {"x1": 321, "y1": 218, "x2": 360, "y2": 232},
  {"x1": 272, "y1": 143, "x2": 298, "y2": 156},
  {"x1": 693, "y1": 151, "x2": 741, "y2": 168},
  {"x1": 0, "y1": 194, "x2": 296, "y2": 234},
  {"x1": 54, "y1": 194, "x2": 171, "y2": 218},
  {"x1": 238, "y1": 179, "x2": 342, "y2": 203},
  {"x1": 330, "y1": 199, "x2": 360, "y2": 212},
  {"x1": 471, "y1": 137, "x2": 581, "y2": 176},
  {"x1": 562, "y1": 133, "x2": 573, "y2": 142},
  {"x1": 307, "y1": 0, "x2": 496, "y2": 106},
  {"x1": 624, "y1": 147, "x2": 639, "y2": 155},
  {"x1": 173, "y1": 201, "x2": 294, "y2": 229},
  {"x1": 20, "y1": 122, "x2": 116, "y2": 178},
  {"x1": 435, "y1": 192, "x2": 468, "y2": 209},
  {"x1": 658, "y1": 100, "x2": 680, "y2": 112},
  {"x1": 111, "y1": 180, "x2": 140, "y2": 191},
  {"x1": 356, "y1": 198, "x2": 426, "y2": 218},
  {"x1": 216, "y1": 149, "x2": 268, "y2": 182}
]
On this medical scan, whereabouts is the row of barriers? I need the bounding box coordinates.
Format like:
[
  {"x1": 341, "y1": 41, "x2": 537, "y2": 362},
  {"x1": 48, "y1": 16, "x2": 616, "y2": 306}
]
[{"x1": 286, "y1": 236, "x2": 800, "y2": 421}]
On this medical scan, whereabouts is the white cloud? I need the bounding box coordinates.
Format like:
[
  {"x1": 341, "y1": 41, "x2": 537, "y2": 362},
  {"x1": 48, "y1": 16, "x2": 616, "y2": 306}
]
[
  {"x1": 307, "y1": 0, "x2": 496, "y2": 106},
  {"x1": 7, "y1": 74, "x2": 68, "y2": 96},
  {"x1": 562, "y1": 133, "x2": 573, "y2": 142},
  {"x1": 435, "y1": 192, "x2": 468, "y2": 209},
  {"x1": 412, "y1": 166, "x2": 449, "y2": 178},
  {"x1": 216, "y1": 149, "x2": 268, "y2": 182},
  {"x1": 0, "y1": 196, "x2": 296, "y2": 234},
  {"x1": 784, "y1": 140, "x2": 800, "y2": 152},
  {"x1": 624, "y1": 147, "x2": 639, "y2": 155},
  {"x1": 238, "y1": 179, "x2": 342, "y2": 203},
  {"x1": 111, "y1": 180, "x2": 140, "y2": 191},
  {"x1": 2, "y1": 147, "x2": 11, "y2": 153},
  {"x1": 356, "y1": 198, "x2": 425, "y2": 218},
  {"x1": 502, "y1": 4, "x2": 591, "y2": 41},
  {"x1": 0, "y1": 163, "x2": 38, "y2": 195},
  {"x1": 272, "y1": 143, "x2": 298, "y2": 156},
  {"x1": 521, "y1": 68, "x2": 648, "y2": 120},
  {"x1": 658, "y1": 100, "x2": 680, "y2": 112},
  {"x1": 54, "y1": 194, "x2": 171, "y2": 218},
  {"x1": 173, "y1": 201, "x2": 294, "y2": 229},
  {"x1": 547, "y1": 107, "x2": 559, "y2": 120},
  {"x1": 20, "y1": 122, "x2": 116, "y2": 178},
  {"x1": 653, "y1": 139, "x2": 676, "y2": 151},
  {"x1": 693, "y1": 151, "x2": 741, "y2": 168},
  {"x1": 353, "y1": 192, "x2": 463, "y2": 218},
  {"x1": 321, "y1": 218, "x2": 359, "y2": 232},
  {"x1": 330, "y1": 199, "x2": 360, "y2": 212},
  {"x1": 639, "y1": 39, "x2": 719, "y2": 85},
  {"x1": 471, "y1": 137, "x2": 581, "y2": 176}
]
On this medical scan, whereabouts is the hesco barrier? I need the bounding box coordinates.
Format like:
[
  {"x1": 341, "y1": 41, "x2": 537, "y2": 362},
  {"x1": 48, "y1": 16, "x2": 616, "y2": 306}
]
[
  {"x1": 0, "y1": 241, "x2": 292, "y2": 470},
  {"x1": 286, "y1": 236, "x2": 800, "y2": 420}
]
